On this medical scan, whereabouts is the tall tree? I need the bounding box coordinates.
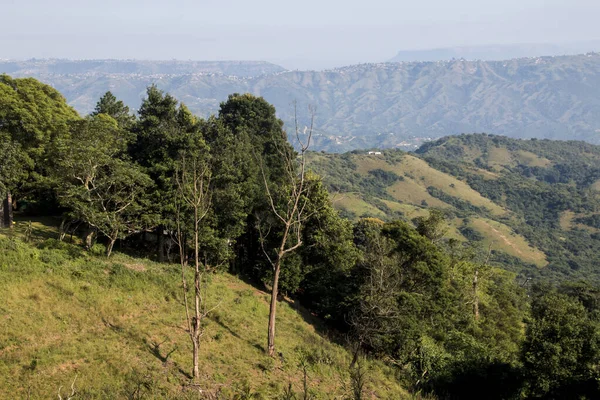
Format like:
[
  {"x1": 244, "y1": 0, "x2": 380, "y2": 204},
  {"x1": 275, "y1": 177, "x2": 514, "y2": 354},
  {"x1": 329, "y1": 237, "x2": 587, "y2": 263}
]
[
  {"x1": 217, "y1": 93, "x2": 297, "y2": 281},
  {"x1": 0, "y1": 74, "x2": 79, "y2": 225},
  {"x1": 173, "y1": 139, "x2": 215, "y2": 382},
  {"x1": 130, "y1": 86, "x2": 198, "y2": 261},
  {"x1": 53, "y1": 114, "x2": 150, "y2": 256},
  {"x1": 92, "y1": 91, "x2": 135, "y2": 129},
  {"x1": 256, "y1": 103, "x2": 314, "y2": 357},
  {"x1": 200, "y1": 116, "x2": 258, "y2": 267},
  {"x1": 0, "y1": 134, "x2": 30, "y2": 228}
]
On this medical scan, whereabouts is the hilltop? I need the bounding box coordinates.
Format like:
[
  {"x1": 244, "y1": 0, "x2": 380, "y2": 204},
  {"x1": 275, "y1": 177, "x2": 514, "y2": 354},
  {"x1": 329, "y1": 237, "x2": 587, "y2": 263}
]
[
  {"x1": 3, "y1": 54, "x2": 600, "y2": 151},
  {"x1": 308, "y1": 134, "x2": 600, "y2": 282}
]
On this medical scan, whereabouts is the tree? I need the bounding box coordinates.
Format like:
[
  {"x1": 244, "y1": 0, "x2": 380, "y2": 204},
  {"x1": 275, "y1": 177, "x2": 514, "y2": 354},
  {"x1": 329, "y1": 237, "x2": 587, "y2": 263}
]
[
  {"x1": 298, "y1": 175, "x2": 358, "y2": 326},
  {"x1": 92, "y1": 91, "x2": 135, "y2": 129},
  {"x1": 414, "y1": 209, "x2": 449, "y2": 243},
  {"x1": 0, "y1": 134, "x2": 30, "y2": 228},
  {"x1": 217, "y1": 93, "x2": 296, "y2": 279},
  {"x1": 0, "y1": 74, "x2": 79, "y2": 226},
  {"x1": 200, "y1": 116, "x2": 258, "y2": 266},
  {"x1": 521, "y1": 284, "x2": 600, "y2": 399},
  {"x1": 256, "y1": 104, "x2": 314, "y2": 357},
  {"x1": 130, "y1": 86, "x2": 198, "y2": 261},
  {"x1": 53, "y1": 114, "x2": 150, "y2": 256},
  {"x1": 172, "y1": 140, "x2": 216, "y2": 383}
]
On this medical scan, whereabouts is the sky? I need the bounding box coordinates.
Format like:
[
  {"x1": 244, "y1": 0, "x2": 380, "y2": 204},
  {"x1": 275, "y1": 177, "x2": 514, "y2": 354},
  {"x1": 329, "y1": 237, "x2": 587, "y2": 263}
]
[{"x1": 2, "y1": 0, "x2": 600, "y2": 69}]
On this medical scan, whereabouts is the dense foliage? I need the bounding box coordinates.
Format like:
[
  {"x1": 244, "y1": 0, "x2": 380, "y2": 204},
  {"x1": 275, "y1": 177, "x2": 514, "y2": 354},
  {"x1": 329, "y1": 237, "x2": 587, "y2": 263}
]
[{"x1": 1, "y1": 77, "x2": 599, "y2": 398}]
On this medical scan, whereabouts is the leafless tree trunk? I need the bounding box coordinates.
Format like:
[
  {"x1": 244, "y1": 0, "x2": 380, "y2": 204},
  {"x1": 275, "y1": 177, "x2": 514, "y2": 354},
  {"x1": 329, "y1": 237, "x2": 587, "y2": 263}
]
[
  {"x1": 258, "y1": 103, "x2": 314, "y2": 357},
  {"x1": 174, "y1": 154, "x2": 218, "y2": 383}
]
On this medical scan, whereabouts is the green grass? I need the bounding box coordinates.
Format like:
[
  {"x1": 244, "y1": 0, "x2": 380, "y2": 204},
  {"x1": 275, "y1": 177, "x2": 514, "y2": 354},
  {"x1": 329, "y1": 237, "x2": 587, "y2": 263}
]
[
  {"x1": 333, "y1": 193, "x2": 388, "y2": 219},
  {"x1": 0, "y1": 220, "x2": 407, "y2": 399}
]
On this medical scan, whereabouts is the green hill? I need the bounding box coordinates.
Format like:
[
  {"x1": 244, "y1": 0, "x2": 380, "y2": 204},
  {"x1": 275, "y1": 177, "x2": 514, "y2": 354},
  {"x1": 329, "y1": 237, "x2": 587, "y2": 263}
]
[
  {"x1": 308, "y1": 134, "x2": 600, "y2": 282},
  {"x1": 0, "y1": 219, "x2": 406, "y2": 399}
]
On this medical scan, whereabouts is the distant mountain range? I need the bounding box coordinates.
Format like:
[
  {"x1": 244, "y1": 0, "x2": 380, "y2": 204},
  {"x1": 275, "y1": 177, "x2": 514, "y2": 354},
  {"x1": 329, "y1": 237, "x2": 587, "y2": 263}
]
[
  {"x1": 389, "y1": 41, "x2": 600, "y2": 62},
  {"x1": 2, "y1": 55, "x2": 600, "y2": 152},
  {"x1": 0, "y1": 59, "x2": 286, "y2": 77}
]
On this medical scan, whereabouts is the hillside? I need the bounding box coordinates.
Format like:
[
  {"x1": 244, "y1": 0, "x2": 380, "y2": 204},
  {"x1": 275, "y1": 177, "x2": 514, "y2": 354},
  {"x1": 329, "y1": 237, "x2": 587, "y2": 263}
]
[
  {"x1": 308, "y1": 134, "x2": 600, "y2": 282},
  {"x1": 3, "y1": 54, "x2": 600, "y2": 151},
  {"x1": 0, "y1": 219, "x2": 406, "y2": 399},
  {"x1": 2, "y1": 75, "x2": 599, "y2": 398}
]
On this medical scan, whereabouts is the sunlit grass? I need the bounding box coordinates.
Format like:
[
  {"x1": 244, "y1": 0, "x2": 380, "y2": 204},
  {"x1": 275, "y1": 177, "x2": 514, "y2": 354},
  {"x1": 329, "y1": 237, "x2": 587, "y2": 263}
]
[{"x1": 0, "y1": 221, "x2": 407, "y2": 399}]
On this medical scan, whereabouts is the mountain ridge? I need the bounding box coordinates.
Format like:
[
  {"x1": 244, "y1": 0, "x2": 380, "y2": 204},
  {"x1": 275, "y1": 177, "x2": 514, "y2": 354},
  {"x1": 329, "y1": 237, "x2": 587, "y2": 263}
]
[{"x1": 3, "y1": 54, "x2": 600, "y2": 151}]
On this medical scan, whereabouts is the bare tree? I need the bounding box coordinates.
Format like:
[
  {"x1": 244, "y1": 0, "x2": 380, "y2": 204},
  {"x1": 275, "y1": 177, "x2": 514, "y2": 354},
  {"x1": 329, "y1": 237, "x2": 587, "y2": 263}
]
[
  {"x1": 174, "y1": 152, "x2": 218, "y2": 382},
  {"x1": 257, "y1": 103, "x2": 314, "y2": 357}
]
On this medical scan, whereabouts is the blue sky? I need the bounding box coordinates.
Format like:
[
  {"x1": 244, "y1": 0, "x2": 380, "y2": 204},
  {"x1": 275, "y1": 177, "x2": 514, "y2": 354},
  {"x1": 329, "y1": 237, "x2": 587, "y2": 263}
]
[{"x1": 2, "y1": 0, "x2": 600, "y2": 69}]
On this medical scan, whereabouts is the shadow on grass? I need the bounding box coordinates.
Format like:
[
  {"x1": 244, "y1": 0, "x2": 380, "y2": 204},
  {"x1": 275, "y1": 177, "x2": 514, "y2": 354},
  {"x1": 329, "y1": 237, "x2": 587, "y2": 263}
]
[
  {"x1": 101, "y1": 317, "x2": 193, "y2": 380},
  {"x1": 210, "y1": 313, "x2": 265, "y2": 353},
  {"x1": 12, "y1": 215, "x2": 61, "y2": 242},
  {"x1": 229, "y1": 272, "x2": 349, "y2": 351}
]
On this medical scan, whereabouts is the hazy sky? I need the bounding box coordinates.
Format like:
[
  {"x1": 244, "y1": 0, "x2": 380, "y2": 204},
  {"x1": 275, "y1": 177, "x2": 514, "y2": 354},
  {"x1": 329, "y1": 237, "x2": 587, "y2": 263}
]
[{"x1": 2, "y1": 0, "x2": 600, "y2": 69}]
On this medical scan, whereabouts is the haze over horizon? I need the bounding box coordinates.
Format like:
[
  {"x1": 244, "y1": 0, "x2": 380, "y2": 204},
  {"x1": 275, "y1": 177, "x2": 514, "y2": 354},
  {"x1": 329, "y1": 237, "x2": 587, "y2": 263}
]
[{"x1": 2, "y1": 0, "x2": 600, "y2": 70}]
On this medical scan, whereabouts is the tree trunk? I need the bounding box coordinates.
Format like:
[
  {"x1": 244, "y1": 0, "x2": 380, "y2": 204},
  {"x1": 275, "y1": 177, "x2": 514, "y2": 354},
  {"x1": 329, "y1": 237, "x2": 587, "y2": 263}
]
[
  {"x1": 59, "y1": 218, "x2": 69, "y2": 241},
  {"x1": 192, "y1": 333, "x2": 199, "y2": 380},
  {"x1": 350, "y1": 342, "x2": 361, "y2": 368},
  {"x1": 106, "y1": 235, "x2": 117, "y2": 258},
  {"x1": 84, "y1": 227, "x2": 96, "y2": 250},
  {"x1": 157, "y1": 225, "x2": 165, "y2": 263},
  {"x1": 267, "y1": 261, "x2": 281, "y2": 357},
  {"x1": 192, "y1": 208, "x2": 201, "y2": 382},
  {"x1": 3, "y1": 191, "x2": 13, "y2": 229},
  {"x1": 473, "y1": 269, "x2": 479, "y2": 321}
]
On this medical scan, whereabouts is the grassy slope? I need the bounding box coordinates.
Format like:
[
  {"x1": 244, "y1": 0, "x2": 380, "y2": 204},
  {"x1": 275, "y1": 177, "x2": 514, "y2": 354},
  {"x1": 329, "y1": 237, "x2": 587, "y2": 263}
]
[
  {"x1": 309, "y1": 152, "x2": 546, "y2": 266},
  {"x1": 0, "y1": 220, "x2": 406, "y2": 399}
]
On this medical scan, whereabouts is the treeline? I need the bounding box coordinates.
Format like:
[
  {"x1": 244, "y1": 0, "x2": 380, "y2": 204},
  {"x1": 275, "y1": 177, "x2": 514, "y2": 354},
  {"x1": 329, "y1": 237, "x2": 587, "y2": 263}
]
[{"x1": 1, "y1": 75, "x2": 599, "y2": 399}]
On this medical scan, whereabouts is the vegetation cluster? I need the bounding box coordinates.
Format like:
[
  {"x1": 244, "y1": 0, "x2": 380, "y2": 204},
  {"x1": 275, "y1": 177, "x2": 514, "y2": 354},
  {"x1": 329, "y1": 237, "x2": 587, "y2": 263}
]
[{"x1": 1, "y1": 75, "x2": 599, "y2": 399}]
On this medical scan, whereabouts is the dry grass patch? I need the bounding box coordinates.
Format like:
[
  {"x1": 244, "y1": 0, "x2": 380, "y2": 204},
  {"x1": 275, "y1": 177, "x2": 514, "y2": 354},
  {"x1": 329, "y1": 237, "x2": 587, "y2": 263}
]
[
  {"x1": 395, "y1": 156, "x2": 506, "y2": 216},
  {"x1": 515, "y1": 150, "x2": 552, "y2": 168},
  {"x1": 469, "y1": 218, "x2": 547, "y2": 267},
  {"x1": 332, "y1": 192, "x2": 387, "y2": 218}
]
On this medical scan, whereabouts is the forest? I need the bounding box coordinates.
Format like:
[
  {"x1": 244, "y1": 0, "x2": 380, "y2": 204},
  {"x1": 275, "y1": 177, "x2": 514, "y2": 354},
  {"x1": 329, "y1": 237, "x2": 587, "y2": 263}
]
[{"x1": 1, "y1": 74, "x2": 599, "y2": 399}]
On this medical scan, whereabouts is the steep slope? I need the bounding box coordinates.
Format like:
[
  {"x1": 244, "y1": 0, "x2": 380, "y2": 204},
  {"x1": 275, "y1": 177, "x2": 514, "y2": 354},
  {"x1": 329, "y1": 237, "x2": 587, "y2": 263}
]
[
  {"x1": 309, "y1": 135, "x2": 600, "y2": 282},
  {"x1": 3, "y1": 54, "x2": 600, "y2": 151},
  {"x1": 0, "y1": 219, "x2": 405, "y2": 399}
]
